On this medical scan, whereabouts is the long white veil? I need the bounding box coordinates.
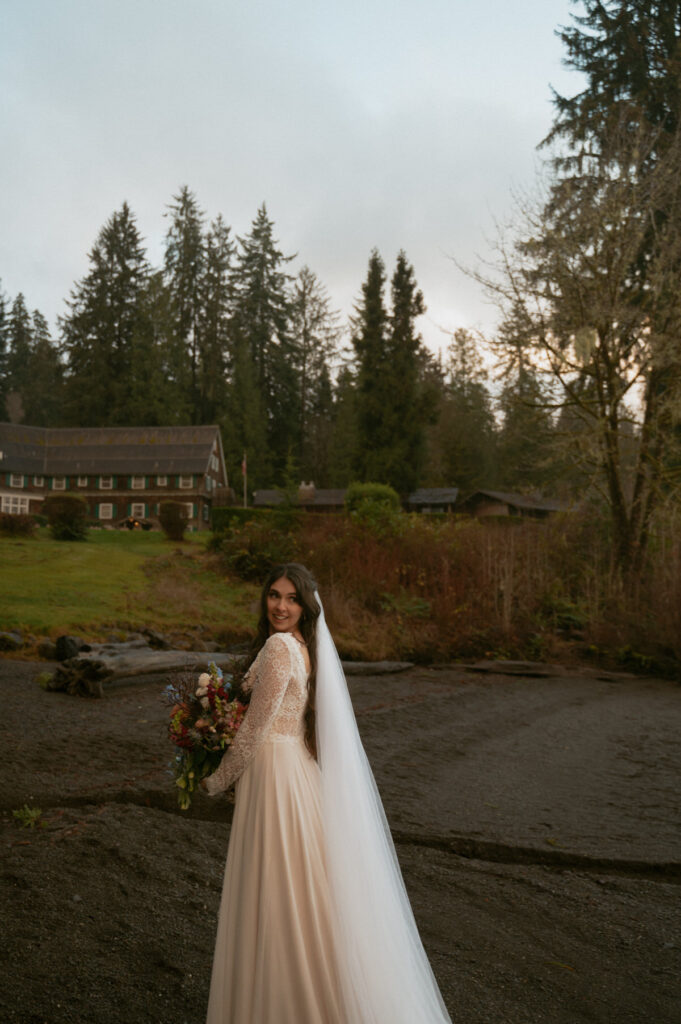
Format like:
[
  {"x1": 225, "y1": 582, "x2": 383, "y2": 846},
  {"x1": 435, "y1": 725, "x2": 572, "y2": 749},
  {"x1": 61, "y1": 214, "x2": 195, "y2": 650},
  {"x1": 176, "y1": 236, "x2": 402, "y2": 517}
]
[{"x1": 314, "y1": 595, "x2": 452, "y2": 1023}]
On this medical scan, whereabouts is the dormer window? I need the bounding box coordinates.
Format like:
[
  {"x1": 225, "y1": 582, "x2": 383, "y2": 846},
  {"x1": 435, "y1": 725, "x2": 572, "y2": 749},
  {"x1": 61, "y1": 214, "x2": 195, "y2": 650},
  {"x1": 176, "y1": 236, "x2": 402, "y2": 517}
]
[
  {"x1": 179, "y1": 474, "x2": 193, "y2": 489},
  {"x1": 131, "y1": 475, "x2": 145, "y2": 489},
  {"x1": 99, "y1": 476, "x2": 113, "y2": 490},
  {"x1": 52, "y1": 476, "x2": 66, "y2": 490}
]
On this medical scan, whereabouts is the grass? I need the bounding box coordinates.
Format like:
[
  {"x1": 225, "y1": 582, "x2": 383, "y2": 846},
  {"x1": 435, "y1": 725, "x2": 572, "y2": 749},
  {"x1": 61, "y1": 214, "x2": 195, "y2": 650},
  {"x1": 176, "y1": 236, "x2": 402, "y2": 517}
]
[{"x1": 0, "y1": 528, "x2": 258, "y2": 643}]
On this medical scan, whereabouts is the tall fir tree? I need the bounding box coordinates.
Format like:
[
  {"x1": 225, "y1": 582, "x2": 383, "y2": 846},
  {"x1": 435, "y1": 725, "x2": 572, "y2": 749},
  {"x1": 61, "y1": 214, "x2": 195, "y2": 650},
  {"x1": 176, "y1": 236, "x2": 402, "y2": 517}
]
[
  {"x1": 164, "y1": 186, "x2": 206, "y2": 423},
  {"x1": 199, "y1": 214, "x2": 235, "y2": 424},
  {"x1": 6, "y1": 293, "x2": 33, "y2": 422},
  {"x1": 61, "y1": 202, "x2": 153, "y2": 426},
  {"x1": 230, "y1": 205, "x2": 296, "y2": 482},
  {"x1": 424, "y1": 330, "x2": 497, "y2": 492},
  {"x1": 385, "y1": 251, "x2": 429, "y2": 492},
  {"x1": 352, "y1": 249, "x2": 389, "y2": 482},
  {"x1": 352, "y1": 250, "x2": 429, "y2": 492},
  {"x1": 0, "y1": 282, "x2": 7, "y2": 420},
  {"x1": 290, "y1": 266, "x2": 342, "y2": 481},
  {"x1": 22, "y1": 311, "x2": 63, "y2": 426}
]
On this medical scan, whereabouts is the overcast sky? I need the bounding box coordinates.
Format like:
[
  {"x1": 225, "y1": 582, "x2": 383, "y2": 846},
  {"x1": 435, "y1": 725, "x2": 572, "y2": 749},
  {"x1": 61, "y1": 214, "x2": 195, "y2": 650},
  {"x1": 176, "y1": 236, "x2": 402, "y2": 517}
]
[{"x1": 1, "y1": 0, "x2": 584, "y2": 354}]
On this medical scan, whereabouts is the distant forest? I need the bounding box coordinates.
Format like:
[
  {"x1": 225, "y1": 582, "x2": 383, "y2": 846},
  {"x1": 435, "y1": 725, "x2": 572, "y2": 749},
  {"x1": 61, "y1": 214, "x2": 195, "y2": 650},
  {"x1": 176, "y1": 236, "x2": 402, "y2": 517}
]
[
  {"x1": 3, "y1": 0, "x2": 681, "y2": 581},
  {"x1": 0, "y1": 189, "x2": 568, "y2": 497}
]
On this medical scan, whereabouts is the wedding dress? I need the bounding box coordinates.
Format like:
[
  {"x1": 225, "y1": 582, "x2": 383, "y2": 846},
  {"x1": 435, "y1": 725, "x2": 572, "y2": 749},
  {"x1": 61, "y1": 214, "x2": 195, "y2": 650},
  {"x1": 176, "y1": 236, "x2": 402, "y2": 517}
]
[{"x1": 205, "y1": 619, "x2": 451, "y2": 1024}]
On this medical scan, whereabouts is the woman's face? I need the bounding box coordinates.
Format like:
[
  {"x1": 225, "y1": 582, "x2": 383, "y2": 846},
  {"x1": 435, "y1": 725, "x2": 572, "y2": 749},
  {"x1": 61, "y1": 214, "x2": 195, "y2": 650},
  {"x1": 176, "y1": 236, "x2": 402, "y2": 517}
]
[{"x1": 266, "y1": 576, "x2": 303, "y2": 635}]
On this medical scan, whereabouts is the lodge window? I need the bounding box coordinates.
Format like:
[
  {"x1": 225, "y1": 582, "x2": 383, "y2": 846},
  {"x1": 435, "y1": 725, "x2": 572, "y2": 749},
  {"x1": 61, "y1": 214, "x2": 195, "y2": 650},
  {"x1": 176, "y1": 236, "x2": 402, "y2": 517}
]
[
  {"x1": 1, "y1": 495, "x2": 29, "y2": 514},
  {"x1": 131, "y1": 476, "x2": 145, "y2": 489},
  {"x1": 179, "y1": 474, "x2": 193, "y2": 489},
  {"x1": 131, "y1": 503, "x2": 145, "y2": 519},
  {"x1": 156, "y1": 475, "x2": 167, "y2": 486},
  {"x1": 99, "y1": 476, "x2": 113, "y2": 490},
  {"x1": 10, "y1": 474, "x2": 24, "y2": 488},
  {"x1": 52, "y1": 476, "x2": 66, "y2": 490},
  {"x1": 33, "y1": 475, "x2": 44, "y2": 486},
  {"x1": 77, "y1": 476, "x2": 88, "y2": 487},
  {"x1": 98, "y1": 503, "x2": 113, "y2": 520},
  {"x1": 183, "y1": 502, "x2": 194, "y2": 519}
]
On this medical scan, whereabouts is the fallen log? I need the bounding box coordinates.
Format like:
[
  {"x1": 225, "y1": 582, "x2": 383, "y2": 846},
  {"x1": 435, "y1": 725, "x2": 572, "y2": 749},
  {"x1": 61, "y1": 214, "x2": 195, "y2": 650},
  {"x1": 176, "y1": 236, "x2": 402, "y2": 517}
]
[{"x1": 44, "y1": 648, "x2": 238, "y2": 697}]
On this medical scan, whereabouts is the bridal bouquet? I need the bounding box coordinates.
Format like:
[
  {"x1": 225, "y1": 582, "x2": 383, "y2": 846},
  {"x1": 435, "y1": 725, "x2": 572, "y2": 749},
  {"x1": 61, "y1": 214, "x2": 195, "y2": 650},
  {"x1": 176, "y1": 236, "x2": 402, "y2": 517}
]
[{"x1": 164, "y1": 661, "x2": 247, "y2": 810}]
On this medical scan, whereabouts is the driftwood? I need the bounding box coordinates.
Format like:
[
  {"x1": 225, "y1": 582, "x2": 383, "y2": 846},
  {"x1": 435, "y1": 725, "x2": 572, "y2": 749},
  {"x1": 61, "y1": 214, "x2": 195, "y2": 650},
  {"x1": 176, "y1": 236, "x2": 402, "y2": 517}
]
[
  {"x1": 44, "y1": 635, "x2": 415, "y2": 698},
  {"x1": 45, "y1": 642, "x2": 237, "y2": 698}
]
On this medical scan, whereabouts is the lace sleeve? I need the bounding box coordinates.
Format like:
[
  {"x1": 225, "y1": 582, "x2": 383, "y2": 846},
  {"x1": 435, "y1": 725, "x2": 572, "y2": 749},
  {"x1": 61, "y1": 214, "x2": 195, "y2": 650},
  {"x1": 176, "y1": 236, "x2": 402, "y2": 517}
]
[{"x1": 204, "y1": 634, "x2": 292, "y2": 795}]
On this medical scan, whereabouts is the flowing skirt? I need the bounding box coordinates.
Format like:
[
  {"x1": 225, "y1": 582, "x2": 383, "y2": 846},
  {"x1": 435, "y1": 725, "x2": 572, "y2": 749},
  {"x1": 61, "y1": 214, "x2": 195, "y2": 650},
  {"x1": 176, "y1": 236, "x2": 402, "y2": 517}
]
[{"x1": 206, "y1": 737, "x2": 345, "y2": 1024}]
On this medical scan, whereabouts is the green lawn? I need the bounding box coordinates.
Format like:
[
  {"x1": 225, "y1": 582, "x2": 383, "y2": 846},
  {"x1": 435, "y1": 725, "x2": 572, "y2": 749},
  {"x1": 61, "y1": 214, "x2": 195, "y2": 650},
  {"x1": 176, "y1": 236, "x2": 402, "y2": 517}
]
[{"x1": 0, "y1": 529, "x2": 257, "y2": 640}]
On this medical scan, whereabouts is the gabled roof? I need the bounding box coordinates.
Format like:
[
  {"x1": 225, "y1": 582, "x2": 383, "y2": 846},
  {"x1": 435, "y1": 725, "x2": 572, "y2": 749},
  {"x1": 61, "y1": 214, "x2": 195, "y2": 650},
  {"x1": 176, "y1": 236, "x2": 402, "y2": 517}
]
[
  {"x1": 462, "y1": 489, "x2": 565, "y2": 513},
  {"x1": 0, "y1": 423, "x2": 227, "y2": 478},
  {"x1": 407, "y1": 487, "x2": 459, "y2": 506}
]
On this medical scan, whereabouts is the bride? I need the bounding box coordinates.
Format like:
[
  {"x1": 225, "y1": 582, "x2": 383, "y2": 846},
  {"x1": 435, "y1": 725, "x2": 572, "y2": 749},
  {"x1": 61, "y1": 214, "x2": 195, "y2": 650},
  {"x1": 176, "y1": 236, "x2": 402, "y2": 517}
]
[{"x1": 202, "y1": 562, "x2": 452, "y2": 1023}]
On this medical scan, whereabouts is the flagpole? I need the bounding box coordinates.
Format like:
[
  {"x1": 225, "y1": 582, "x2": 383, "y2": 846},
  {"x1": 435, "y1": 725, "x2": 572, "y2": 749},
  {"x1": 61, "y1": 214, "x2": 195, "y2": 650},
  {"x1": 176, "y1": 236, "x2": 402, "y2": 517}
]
[{"x1": 242, "y1": 452, "x2": 247, "y2": 508}]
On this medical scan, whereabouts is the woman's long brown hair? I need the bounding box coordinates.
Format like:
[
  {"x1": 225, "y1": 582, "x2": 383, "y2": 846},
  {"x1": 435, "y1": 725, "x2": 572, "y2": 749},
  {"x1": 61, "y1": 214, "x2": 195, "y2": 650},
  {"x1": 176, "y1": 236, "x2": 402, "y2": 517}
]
[{"x1": 244, "y1": 563, "x2": 320, "y2": 759}]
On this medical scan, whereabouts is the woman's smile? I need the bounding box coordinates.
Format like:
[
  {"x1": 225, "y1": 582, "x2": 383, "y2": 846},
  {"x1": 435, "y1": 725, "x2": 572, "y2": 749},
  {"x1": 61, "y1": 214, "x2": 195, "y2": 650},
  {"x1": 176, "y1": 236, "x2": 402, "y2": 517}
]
[{"x1": 266, "y1": 577, "x2": 303, "y2": 635}]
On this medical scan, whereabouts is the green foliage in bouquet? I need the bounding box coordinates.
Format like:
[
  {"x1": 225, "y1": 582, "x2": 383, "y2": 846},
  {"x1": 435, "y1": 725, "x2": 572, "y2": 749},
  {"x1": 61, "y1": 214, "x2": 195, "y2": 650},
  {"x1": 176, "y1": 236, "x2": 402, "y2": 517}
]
[{"x1": 164, "y1": 662, "x2": 247, "y2": 810}]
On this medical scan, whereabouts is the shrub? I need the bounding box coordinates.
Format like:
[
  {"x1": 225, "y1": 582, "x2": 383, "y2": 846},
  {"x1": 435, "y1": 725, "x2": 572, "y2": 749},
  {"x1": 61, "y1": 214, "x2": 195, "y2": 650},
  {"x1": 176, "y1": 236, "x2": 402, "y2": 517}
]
[
  {"x1": 213, "y1": 520, "x2": 298, "y2": 580},
  {"x1": 344, "y1": 482, "x2": 403, "y2": 536},
  {"x1": 344, "y1": 482, "x2": 401, "y2": 513},
  {"x1": 159, "y1": 501, "x2": 187, "y2": 542},
  {"x1": 0, "y1": 512, "x2": 37, "y2": 537},
  {"x1": 42, "y1": 494, "x2": 88, "y2": 541},
  {"x1": 211, "y1": 506, "x2": 272, "y2": 532}
]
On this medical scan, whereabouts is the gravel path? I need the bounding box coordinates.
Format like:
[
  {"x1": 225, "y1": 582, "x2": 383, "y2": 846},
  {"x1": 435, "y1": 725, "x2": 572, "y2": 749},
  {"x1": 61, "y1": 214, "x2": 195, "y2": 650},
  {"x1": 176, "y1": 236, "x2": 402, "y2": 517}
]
[{"x1": 1, "y1": 658, "x2": 679, "y2": 1023}]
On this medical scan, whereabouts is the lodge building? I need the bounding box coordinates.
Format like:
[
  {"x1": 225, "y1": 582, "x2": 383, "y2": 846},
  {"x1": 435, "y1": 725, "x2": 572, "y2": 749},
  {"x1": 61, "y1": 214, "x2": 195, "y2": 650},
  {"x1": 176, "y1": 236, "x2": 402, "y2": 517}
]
[{"x1": 0, "y1": 424, "x2": 229, "y2": 531}]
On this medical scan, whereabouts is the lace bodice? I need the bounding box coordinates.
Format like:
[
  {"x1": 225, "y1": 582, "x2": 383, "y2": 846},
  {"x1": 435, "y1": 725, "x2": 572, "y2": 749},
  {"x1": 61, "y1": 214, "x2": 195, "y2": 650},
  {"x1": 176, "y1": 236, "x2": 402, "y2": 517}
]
[{"x1": 204, "y1": 632, "x2": 310, "y2": 796}]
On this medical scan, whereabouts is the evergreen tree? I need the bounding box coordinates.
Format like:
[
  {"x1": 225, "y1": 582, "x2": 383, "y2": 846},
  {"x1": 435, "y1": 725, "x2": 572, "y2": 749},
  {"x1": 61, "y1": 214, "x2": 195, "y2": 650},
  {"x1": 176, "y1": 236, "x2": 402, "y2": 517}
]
[
  {"x1": 22, "y1": 311, "x2": 63, "y2": 426},
  {"x1": 199, "y1": 214, "x2": 234, "y2": 424},
  {"x1": 6, "y1": 293, "x2": 33, "y2": 421},
  {"x1": 547, "y1": 0, "x2": 681, "y2": 158},
  {"x1": 424, "y1": 330, "x2": 497, "y2": 492},
  {"x1": 326, "y1": 365, "x2": 359, "y2": 487},
  {"x1": 290, "y1": 266, "x2": 342, "y2": 480},
  {"x1": 0, "y1": 283, "x2": 7, "y2": 420},
  {"x1": 230, "y1": 205, "x2": 296, "y2": 481},
  {"x1": 352, "y1": 249, "x2": 389, "y2": 482},
  {"x1": 61, "y1": 202, "x2": 153, "y2": 426},
  {"x1": 385, "y1": 251, "x2": 429, "y2": 492},
  {"x1": 352, "y1": 250, "x2": 429, "y2": 492},
  {"x1": 164, "y1": 186, "x2": 205, "y2": 423}
]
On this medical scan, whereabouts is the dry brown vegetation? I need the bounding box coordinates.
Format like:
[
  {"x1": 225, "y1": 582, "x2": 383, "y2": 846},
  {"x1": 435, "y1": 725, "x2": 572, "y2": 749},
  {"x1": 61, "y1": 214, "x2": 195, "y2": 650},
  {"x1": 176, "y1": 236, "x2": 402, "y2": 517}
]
[{"x1": 214, "y1": 508, "x2": 681, "y2": 673}]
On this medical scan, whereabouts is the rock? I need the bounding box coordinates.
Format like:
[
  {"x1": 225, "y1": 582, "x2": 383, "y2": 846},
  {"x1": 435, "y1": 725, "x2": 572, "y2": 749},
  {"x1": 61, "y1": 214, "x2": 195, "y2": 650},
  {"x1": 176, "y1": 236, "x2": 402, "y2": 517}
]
[
  {"x1": 55, "y1": 636, "x2": 85, "y2": 661},
  {"x1": 140, "y1": 628, "x2": 171, "y2": 650},
  {"x1": 37, "y1": 639, "x2": 58, "y2": 660},
  {"x1": 0, "y1": 631, "x2": 23, "y2": 651}
]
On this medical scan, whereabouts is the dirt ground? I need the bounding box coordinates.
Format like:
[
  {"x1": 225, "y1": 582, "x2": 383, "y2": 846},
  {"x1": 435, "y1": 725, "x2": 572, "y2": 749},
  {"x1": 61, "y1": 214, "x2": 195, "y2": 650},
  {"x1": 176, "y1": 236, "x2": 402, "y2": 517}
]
[{"x1": 1, "y1": 657, "x2": 680, "y2": 1024}]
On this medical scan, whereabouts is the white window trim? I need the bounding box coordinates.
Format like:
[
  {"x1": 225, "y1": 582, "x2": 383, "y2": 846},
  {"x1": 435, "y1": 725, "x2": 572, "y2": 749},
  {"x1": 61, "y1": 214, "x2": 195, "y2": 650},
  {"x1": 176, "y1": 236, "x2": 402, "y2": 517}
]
[
  {"x1": 1, "y1": 495, "x2": 29, "y2": 514},
  {"x1": 10, "y1": 474, "x2": 24, "y2": 488},
  {"x1": 130, "y1": 503, "x2": 145, "y2": 519},
  {"x1": 131, "y1": 476, "x2": 145, "y2": 490},
  {"x1": 98, "y1": 503, "x2": 113, "y2": 520},
  {"x1": 77, "y1": 476, "x2": 88, "y2": 487},
  {"x1": 33, "y1": 475, "x2": 44, "y2": 486},
  {"x1": 156, "y1": 475, "x2": 168, "y2": 486},
  {"x1": 99, "y1": 476, "x2": 113, "y2": 490},
  {"x1": 179, "y1": 474, "x2": 193, "y2": 489},
  {"x1": 52, "y1": 476, "x2": 66, "y2": 491}
]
